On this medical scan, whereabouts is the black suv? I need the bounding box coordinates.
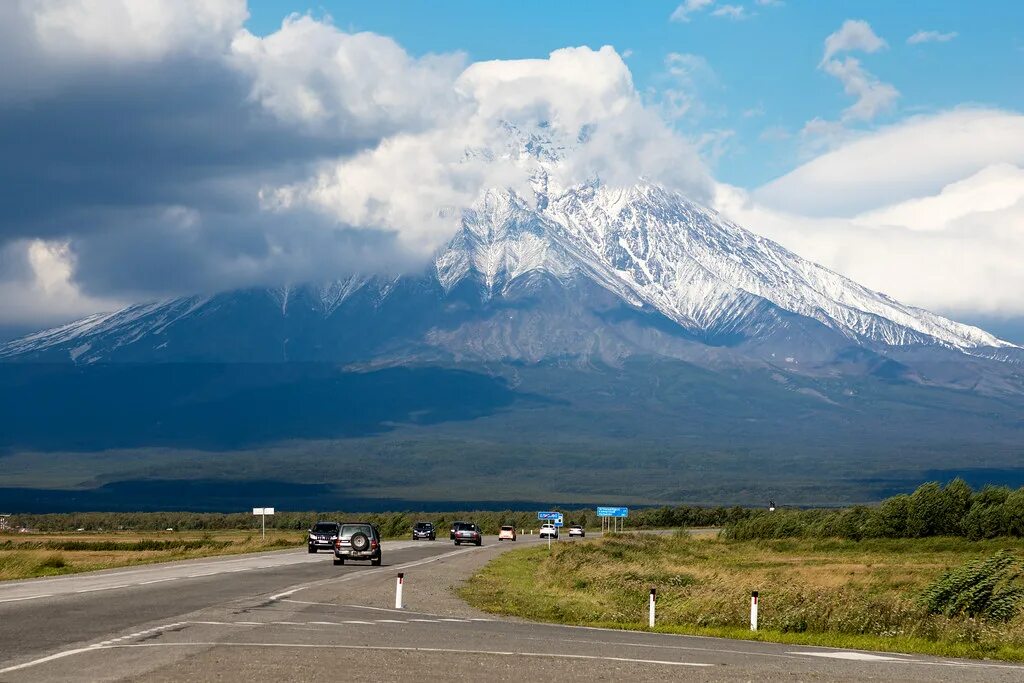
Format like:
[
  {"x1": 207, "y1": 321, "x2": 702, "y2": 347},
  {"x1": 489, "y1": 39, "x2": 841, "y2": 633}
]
[
  {"x1": 333, "y1": 522, "x2": 382, "y2": 566},
  {"x1": 307, "y1": 521, "x2": 340, "y2": 553},
  {"x1": 412, "y1": 522, "x2": 436, "y2": 541}
]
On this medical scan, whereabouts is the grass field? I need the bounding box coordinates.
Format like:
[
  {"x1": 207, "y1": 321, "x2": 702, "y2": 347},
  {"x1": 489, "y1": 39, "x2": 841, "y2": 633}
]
[
  {"x1": 459, "y1": 532, "x2": 1024, "y2": 661},
  {"x1": 0, "y1": 530, "x2": 302, "y2": 581}
]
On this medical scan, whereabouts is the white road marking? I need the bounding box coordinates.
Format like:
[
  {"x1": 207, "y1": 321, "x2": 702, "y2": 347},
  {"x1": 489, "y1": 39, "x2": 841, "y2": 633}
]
[
  {"x1": 789, "y1": 651, "x2": 905, "y2": 662},
  {"x1": 138, "y1": 578, "x2": 176, "y2": 585},
  {"x1": 0, "y1": 647, "x2": 98, "y2": 674},
  {"x1": 374, "y1": 619, "x2": 408, "y2": 624},
  {"x1": 102, "y1": 641, "x2": 715, "y2": 667},
  {"x1": 75, "y1": 585, "x2": 127, "y2": 593},
  {"x1": 408, "y1": 618, "x2": 442, "y2": 623},
  {"x1": 0, "y1": 595, "x2": 51, "y2": 603}
]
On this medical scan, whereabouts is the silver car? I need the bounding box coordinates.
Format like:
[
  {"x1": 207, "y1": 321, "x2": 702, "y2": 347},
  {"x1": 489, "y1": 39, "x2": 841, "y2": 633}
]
[{"x1": 333, "y1": 522, "x2": 382, "y2": 566}]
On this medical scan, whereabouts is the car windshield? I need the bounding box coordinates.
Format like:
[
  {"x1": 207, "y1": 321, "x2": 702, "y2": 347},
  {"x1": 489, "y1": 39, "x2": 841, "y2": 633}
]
[
  {"x1": 414, "y1": 523, "x2": 431, "y2": 529},
  {"x1": 313, "y1": 523, "x2": 336, "y2": 532},
  {"x1": 340, "y1": 524, "x2": 372, "y2": 537},
  {"x1": 501, "y1": 526, "x2": 513, "y2": 531},
  {"x1": 455, "y1": 523, "x2": 475, "y2": 531}
]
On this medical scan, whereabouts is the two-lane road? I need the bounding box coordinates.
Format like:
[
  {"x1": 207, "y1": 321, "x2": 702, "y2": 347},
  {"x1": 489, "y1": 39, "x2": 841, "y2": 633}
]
[
  {"x1": 0, "y1": 538, "x2": 460, "y2": 671},
  {"x1": 3, "y1": 535, "x2": 1023, "y2": 681}
]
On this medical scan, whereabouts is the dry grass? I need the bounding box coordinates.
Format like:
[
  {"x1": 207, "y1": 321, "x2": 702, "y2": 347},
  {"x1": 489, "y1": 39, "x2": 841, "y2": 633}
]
[
  {"x1": 460, "y1": 532, "x2": 1024, "y2": 661},
  {"x1": 0, "y1": 530, "x2": 302, "y2": 581}
]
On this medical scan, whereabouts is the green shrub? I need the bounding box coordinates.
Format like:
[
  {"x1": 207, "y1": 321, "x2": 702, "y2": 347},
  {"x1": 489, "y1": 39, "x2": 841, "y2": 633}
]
[{"x1": 919, "y1": 550, "x2": 1024, "y2": 621}]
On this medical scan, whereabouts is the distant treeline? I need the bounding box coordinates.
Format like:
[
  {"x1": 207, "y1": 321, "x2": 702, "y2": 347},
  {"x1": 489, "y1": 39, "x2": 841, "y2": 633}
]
[
  {"x1": 3, "y1": 505, "x2": 748, "y2": 537},
  {"x1": 724, "y1": 480, "x2": 1024, "y2": 541}
]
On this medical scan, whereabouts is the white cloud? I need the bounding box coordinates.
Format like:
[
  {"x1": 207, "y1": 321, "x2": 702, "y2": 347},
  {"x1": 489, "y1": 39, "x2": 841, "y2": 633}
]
[
  {"x1": 822, "y1": 19, "x2": 887, "y2": 62},
  {"x1": 821, "y1": 57, "x2": 899, "y2": 122},
  {"x1": 0, "y1": 0, "x2": 248, "y2": 101},
  {"x1": 30, "y1": 0, "x2": 247, "y2": 60},
  {"x1": 711, "y1": 5, "x2": 748, "y2": 20},
  {"x1": 808, "y1": 20, "x2": 898, "y2": 138},
  {"x1": 265, "y1": 45, "x2": 712, "y2": 256},
  {"x1": 230, "y1": 15, "x2": 466, "y2": 137},
  {"x1": 908, "y1": 30, "x2": 958, "y2": 45},
  {"x1": 722, "y1": 109, "x2": 1024, "y2": 316},
  {"x1": 670, "y1": 0, "x2": 715, "y2": 23},
  {"x1": 0, "y1": 240, "x2": 126, "y2": 326},
  {"x1": 758, "y1": 108, "x2": 1024, "y2": 215}
]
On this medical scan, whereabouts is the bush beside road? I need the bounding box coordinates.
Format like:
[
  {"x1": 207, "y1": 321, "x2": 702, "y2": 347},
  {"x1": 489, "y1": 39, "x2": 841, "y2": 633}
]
[{"x1": 460, "y1": 532, "x2": 1024, "y2": 662}]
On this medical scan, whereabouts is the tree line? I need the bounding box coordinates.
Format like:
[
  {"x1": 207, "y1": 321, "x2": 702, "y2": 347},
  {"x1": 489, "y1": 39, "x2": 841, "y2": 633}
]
[
  {"x1": 723, "y1": 480, "x2": 1024, "y2": 541},
  {"x1": 4, "y1": 504, "x2": 748, "y2": 536}
]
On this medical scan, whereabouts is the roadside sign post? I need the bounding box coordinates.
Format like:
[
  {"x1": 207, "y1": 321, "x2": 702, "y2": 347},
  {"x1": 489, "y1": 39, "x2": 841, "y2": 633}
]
[
  {"x1": 596, "y1": 507, "x2": 628, "y2": 533},
  {"x1": 538, "y1": 511, "x2": 562, "y2": 550},
  {"x1": 649, "y1": 587, "x2": 656, "y2": 628},
  {"x1": 252, "y1": 507, "x2": 275, "y2": 540},
  {"x1": 396, "y1": 573, "x2": 405, "y2": 609}
]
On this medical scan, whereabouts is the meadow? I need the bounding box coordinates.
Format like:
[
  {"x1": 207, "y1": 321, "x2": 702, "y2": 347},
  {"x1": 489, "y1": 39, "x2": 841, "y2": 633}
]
[
  {"x1": 460, "y1": 532, "x2": 1024, "y2": 661},
  {"x1": 0, "y1": 530, "x2": 300, "y2": 581}
]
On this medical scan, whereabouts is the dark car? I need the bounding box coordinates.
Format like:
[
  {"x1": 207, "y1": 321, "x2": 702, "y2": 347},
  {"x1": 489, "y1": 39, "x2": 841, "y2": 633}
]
[
  {"x1": 412, "y1": 522, "x2": 436, "y2": 541},
  {"x1": 452, "y1": 521, "x2": 482, "y2": 546},
  {"x1": 333, "y1": 522, "x2": 382, "y2": 566},
  {"x1": 307, "y1": 521, "x2": 340, "y2": 553}
]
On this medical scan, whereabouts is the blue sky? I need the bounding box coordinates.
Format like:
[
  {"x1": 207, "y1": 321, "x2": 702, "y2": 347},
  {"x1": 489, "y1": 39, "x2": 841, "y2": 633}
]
[{"x1": 245, "y1": 0, "x2": 1024, "y2": 187}]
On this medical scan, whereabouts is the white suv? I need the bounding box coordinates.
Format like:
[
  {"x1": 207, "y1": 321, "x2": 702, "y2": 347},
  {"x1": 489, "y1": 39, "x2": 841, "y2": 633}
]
[{"x1": 539, "y1": 523, "x2": 558, "y2": 539}]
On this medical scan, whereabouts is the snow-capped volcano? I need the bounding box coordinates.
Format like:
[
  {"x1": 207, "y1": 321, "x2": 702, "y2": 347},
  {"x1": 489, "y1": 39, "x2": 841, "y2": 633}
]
[
  {"x1": 0, "y1": 117, "x2": 1016, "y2": 370},
  {"x1": 1, "y1": 176, "x2": 1016, "y2": 369}
]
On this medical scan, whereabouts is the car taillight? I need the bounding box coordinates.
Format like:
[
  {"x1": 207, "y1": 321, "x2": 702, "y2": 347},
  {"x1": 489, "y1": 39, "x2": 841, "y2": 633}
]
[
  {"x1": 371, "y1": 539, "x2": 378, "y2": 549},
  {"x1": 334, "y1": 539, "x2": 341, "y2": 549}
]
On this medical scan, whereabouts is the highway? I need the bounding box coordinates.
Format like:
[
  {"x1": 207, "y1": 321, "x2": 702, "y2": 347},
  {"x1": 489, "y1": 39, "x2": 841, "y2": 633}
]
[{"x1": 2, "y1": 536, "x2": 1022, "y2": 682}]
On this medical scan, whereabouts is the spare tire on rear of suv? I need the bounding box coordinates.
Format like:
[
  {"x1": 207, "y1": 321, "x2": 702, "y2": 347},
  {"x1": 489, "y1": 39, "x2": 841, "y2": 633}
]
[{"x1": 350, "y1": 532, "x2": 370, "y2": 552}]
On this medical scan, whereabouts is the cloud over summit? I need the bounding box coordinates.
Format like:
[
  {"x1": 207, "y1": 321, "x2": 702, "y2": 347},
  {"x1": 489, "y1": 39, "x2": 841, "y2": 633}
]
[{"x1": 0, "y1": 2, "x2": 709, "y2": 327}]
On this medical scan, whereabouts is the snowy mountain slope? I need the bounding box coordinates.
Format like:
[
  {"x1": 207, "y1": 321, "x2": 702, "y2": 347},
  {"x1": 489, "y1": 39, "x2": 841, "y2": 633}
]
[{"x1": 0, "y1": 171, "x2": 1017, "y2": 369}]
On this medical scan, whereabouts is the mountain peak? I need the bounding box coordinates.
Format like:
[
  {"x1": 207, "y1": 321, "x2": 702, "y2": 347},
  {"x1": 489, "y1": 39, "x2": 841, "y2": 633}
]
[{"x1": 1, "y1": 177, "x2": 1017, "y2": 369}]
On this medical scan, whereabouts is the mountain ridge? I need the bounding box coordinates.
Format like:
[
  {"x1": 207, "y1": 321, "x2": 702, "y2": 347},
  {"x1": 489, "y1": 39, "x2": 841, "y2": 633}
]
[{"x1": 2, "y1": 178, "x2": 1017, "y2": 373}]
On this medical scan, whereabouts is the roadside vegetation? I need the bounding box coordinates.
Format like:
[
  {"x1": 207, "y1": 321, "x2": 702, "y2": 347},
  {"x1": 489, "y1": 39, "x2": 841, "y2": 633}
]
[
  {"x1": 0, "y1": 531, "x2": 299, "y2": 581},
  {"x1": 0, "y1": 505, "x2": 735, "y2": 582},
  {"x1": 724, "y1": 479, "x2": 1024, "y2": 541},
  {"x1": 462, "y1": 481, "x2": 1024, "y2": 661},
  {"x1": 5, "y1": 505, "x2": 742, "y2": 537}
]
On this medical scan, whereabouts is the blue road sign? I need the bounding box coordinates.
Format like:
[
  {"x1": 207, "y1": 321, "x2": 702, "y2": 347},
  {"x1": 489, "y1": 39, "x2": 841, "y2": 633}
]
[
  {"x1": 537, "y1": 511, "x2": 560, "y2": 520},
  {"x1": 596, "y1": 507, "x2": 629, "y2": 518}
]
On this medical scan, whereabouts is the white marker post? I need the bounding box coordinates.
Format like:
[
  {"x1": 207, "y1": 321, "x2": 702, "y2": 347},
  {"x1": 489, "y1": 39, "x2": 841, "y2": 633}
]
[
  {"x1": 395, "y1": 572, "x2": 405, "y2": 609},
  {"x1": 649, "y1": 587, "x2": 656, "y2": 628},
  {"x1": 750, "y1": 591, "x2": 759, "y2": 631}
]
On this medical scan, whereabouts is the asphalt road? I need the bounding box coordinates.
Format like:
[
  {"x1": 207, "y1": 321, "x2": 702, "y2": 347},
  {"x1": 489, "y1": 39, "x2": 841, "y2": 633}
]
[{"x1": 2, "y1": 534, "x2": 1023, "y2": 682}]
